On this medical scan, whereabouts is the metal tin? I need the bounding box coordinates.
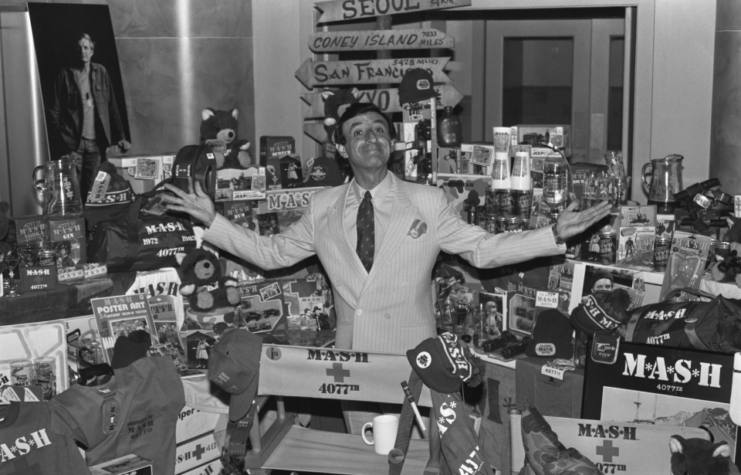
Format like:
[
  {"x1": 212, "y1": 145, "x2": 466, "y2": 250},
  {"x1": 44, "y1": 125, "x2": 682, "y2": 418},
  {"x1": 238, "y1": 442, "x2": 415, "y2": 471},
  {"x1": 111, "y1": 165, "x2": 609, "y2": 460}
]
[
  {"x1": 504, "y1": 216, "x2": 525, "y2": 233},
  {"x1": 654, "y1": 236, "x2": 671, "y2": 272},
  {"x1": 495, "y1": 215, "x2": 509, "y2": 234},
  {"x1": 544, "y1": 157, "x2": 568, "y2": 205},
  {"x1": 37, "y1": 250, "x2": 56, "y2": 267},
  {"x1": 483, "y1": 213, "x2": 498, "y2": 234},
  {"x1": 34, "y1": 357, "x2": 56, "y2": 400},
  {"x1": 693, "y1": 193, "x2": 712, "y2": 209},
  {"x1": 598, "y1": 231, "x2": 616, "y2": 264},
  {"x1": 512, "y1": 189, "x2": 532, "y2": 221},
  {"x1": 494, "y1": 189, "x2": 513, "y2": 215},
  {"x1": 10, "y1": 359, "x2": 33, "y2": 386}
]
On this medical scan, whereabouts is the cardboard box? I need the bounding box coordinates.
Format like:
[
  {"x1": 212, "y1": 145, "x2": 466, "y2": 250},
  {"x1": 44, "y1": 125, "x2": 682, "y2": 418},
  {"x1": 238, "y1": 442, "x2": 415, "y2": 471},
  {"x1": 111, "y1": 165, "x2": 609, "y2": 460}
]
[
  {"x1": 214, "y1": 167, "x2": 267, "y2": 201},
  {"x1": 260, "y1": 136, "x2": 295, "y2": 189},
  {"x1": 12, "y1": 216, "x2": 47, "y2": 245},
  {"x1": 108, "y1": 156, "x2": 163, "y2": 194},
  {"x1": 90, "y1": 454, "x2": 153, "y2": 475},
  {"x1": 511, "y1": 124, "x2": 572, "y2": 157},
  {"x1": 20, "y1": 265, "x2": 57, "y2": 292},
  {"x1": 46, "y1": 216, "x2": 86, "y2": 266}
]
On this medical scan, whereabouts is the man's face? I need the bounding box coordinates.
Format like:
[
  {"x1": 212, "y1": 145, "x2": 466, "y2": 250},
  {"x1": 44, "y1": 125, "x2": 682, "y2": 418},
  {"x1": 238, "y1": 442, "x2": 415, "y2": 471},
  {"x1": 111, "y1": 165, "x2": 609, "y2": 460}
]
[
  {"x1": 77, "y1": 38, "x2": 94, "y2": 66},
  {"x1": 593, "y1": 278, "x2": 613, "y2": 293},
  {"x1": 339, "y1": 112, "x2": 393, "y2": 173}
]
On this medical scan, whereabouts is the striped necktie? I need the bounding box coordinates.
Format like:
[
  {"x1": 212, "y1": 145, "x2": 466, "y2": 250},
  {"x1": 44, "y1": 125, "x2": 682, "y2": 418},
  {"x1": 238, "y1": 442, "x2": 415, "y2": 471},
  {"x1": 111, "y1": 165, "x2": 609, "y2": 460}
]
[{"x1": 356, "y1": 191, "x2": 374, "y2": 272}]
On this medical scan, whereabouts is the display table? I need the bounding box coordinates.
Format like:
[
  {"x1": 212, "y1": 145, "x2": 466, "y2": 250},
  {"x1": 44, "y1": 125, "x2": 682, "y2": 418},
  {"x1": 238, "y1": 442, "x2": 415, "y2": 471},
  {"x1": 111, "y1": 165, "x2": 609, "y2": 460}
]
[{"x1": 0, "y1": 277, "x2": 114, "y2": 325}]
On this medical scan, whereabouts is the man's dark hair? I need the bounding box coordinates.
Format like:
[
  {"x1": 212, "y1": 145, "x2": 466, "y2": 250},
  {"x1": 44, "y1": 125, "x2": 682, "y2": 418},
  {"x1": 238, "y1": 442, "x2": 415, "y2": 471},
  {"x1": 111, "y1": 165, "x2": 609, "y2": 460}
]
[
  {"x1": 73, "y1": 31, "x2": 95, "y2": 50},
  {"x1": 333, "y1": 102, "x2": 396, "y2": 145}
]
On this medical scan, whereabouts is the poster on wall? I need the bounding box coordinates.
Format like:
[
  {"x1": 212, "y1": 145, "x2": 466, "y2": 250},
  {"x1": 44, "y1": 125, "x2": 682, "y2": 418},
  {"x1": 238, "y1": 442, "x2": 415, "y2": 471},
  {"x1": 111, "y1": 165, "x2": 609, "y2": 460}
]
[
  {"x1": 583, "y1": 341, "x2": 740, "y2": 463},
  {"x1": 28, "y1": 3, "x2": 131, "y2": 162}
]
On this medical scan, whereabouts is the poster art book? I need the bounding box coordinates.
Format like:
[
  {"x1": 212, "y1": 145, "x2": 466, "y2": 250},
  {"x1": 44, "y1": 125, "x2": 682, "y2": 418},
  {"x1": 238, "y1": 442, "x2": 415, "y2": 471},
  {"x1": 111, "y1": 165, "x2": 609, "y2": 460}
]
[{"x1": 583, "y1": 341, "x2": 739, "y2": 465}]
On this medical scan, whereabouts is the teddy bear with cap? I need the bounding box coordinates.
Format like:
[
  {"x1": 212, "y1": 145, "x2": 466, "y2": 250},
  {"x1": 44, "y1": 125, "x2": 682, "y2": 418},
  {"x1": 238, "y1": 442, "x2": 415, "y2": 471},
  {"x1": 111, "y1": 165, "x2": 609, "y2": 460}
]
[{"x1": 200, "y1": 108, "x2": 252, "y2": 170}]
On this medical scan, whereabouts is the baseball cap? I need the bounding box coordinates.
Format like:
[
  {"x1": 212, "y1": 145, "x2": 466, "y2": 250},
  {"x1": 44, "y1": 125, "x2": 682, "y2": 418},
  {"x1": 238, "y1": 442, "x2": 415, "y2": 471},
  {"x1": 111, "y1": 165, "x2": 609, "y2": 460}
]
[
  {"x1": 208, "y1": 328, "x2": 262, "y2": 421},
  {"x1": 406, "y1": 333, "x2": 474, "y2": 394},
  {"x1": 571, "y1": 289, "x2": 630, "y2": 336},
  {"x1": 525, "y1": 310, "x2": 574, "y2": 359},
  {"x1": 398, "y1": 68, "x2": 436, "y2": 105}
]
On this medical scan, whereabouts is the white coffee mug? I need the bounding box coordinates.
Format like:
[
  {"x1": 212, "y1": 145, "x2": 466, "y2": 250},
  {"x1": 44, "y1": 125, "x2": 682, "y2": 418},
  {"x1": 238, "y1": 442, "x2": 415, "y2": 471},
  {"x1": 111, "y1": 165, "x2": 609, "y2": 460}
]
[{"x1": 361, "y1": 414, "x2": 399, "y2": 455}]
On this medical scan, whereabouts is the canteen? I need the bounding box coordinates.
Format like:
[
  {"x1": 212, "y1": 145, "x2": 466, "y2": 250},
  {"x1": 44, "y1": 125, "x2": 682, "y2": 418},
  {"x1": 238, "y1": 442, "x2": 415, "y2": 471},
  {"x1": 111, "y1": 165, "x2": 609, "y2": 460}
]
[
  {"x1": 641, "y1": 154, "x2": 684, "y2": 213},
  {"x1": 32, "y1": 156, "x2": 83, "y2": 216}
]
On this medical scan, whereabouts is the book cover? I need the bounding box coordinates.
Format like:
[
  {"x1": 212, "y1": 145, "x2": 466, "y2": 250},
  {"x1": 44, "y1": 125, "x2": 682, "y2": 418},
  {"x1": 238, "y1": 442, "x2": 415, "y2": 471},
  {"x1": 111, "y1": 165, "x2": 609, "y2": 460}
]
[
  {"x1": 659, "y1": 231, "x2": 712, "y2": 301},
  {"x1": 90, "y1": 294, "x2": 157, "y2": 364}
]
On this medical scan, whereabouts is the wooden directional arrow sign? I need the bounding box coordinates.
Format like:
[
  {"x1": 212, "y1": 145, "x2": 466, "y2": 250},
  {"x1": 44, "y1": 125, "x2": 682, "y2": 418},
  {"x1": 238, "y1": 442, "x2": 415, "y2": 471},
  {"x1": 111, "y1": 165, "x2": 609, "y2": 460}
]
[
  {"x1": 304, "y1": 122, "x2": 328, "y2": 145},
  {"x1": 295, "y1": 57, "x2": 451, "y2": 89},
  {"x1": 315, "y1": 0, "x2": 472, "y2": 23},
  {"x1": 309, "y1": 29, "x2": 454, "y2": 52},
  {"x1": 301, "y1": 85, "x2": 463, "y2": 117}
]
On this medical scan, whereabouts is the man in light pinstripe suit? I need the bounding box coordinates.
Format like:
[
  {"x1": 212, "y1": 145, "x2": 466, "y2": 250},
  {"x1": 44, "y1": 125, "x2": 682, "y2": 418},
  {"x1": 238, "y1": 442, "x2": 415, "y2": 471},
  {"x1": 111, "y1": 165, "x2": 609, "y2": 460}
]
[{"x1": 165, "y1": 103, "x2": 610, "y2": 430}]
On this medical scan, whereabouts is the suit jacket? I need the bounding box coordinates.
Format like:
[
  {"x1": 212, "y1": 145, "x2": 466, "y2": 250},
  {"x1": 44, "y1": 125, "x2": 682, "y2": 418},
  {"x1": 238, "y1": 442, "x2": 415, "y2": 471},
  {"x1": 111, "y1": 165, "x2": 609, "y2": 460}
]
[{"x1": 203, "y1": 173, "x2": 563, "y2": 354}]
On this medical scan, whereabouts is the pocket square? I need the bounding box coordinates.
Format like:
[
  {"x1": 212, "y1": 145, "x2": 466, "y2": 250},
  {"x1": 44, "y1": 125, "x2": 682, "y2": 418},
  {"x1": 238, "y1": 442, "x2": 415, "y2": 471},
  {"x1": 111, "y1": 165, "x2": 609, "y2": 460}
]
[{"x1": 408, "y1": 219, "x2": 427, "y2": 239}]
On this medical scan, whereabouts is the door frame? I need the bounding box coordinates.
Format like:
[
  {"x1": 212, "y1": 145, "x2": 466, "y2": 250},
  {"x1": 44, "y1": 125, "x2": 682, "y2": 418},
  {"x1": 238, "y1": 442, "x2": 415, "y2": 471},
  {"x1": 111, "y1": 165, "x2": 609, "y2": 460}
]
[
  {"x1": 460, "y1": 0, "x2": 651, "y2": 203},
  {"x1": 483, "y1": 19, "x2": 593, "y2": 161}
]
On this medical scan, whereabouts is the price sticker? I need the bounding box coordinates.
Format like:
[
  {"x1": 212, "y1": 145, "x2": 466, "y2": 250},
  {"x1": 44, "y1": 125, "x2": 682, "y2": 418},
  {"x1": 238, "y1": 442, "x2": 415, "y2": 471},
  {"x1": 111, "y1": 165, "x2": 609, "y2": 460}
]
[{"x1": 535, "y1": 291, "x2": 559, "y2": 309}]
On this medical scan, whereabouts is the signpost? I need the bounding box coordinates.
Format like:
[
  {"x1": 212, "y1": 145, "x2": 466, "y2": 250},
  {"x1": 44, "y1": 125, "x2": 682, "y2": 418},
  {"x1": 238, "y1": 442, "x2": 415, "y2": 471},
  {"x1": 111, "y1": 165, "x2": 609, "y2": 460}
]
[
  {"x1": 315, "y1": 0, "x2": 472, "y2": 23},
  {"x1": 301, "y1": 85, "x2": 463, "y2": 117},
  {"x1": 309, "y1": 29, "x2": 454, "y2": 52},
  {"x1": 295, "y1": 57, "x2": 451, "y2": 89}
]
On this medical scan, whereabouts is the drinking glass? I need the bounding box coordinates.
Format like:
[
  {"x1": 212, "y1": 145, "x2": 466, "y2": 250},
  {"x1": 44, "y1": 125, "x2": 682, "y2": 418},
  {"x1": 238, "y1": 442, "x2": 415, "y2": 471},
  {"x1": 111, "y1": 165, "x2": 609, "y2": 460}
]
[{"x1": 5, "y1": 247, "x2": 20, "y2": 295}]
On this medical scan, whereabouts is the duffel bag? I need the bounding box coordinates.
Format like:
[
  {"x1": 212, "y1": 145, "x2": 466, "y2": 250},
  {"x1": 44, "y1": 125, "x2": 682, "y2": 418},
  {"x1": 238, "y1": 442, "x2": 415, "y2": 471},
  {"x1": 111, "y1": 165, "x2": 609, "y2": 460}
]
[
  {"x1": 87, "y1": 188, "x2": 197, "y2": 273},
  {"x1": 624, "y1": 287, "x2": 741, "y2": 353}
]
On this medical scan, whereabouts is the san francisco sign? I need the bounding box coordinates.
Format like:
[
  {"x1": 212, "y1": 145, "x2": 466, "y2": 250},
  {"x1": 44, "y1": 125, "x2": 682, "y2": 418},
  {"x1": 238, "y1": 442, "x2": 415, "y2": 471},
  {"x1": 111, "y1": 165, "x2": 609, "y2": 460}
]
[{"x1": 295, "y1": 57, "x2": 451, "y2": 88}]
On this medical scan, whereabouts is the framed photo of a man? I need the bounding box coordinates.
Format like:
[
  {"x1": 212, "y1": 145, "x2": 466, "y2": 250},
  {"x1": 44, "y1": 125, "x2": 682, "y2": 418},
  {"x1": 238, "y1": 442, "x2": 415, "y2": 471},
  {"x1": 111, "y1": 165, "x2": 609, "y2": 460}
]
[{"x1": 28, "y1": 3, "x2": 131, "y2": 201}]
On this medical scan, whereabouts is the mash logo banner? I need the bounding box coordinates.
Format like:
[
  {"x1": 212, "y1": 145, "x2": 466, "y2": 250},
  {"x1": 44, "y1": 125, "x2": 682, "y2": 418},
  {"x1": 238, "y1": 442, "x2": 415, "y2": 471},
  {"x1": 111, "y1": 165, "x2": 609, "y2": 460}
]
[
  {"x1": 583, "y1": 341, "x2": 739, "y2": 463},
  {"x1": 258, "y1": 345, "x2": 431, "y2": 407}
]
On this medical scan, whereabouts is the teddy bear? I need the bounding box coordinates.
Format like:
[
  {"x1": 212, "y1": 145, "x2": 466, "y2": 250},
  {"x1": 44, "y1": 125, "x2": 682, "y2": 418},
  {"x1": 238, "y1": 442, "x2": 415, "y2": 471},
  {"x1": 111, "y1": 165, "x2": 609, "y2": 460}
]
[
  {"x1": 669, "y1": 435, "x2": 740, "y2": 475},
  {"x1": 200, "y1": 108, "x2": 252, "y2": 170},
  {"x1": 176, "y1": 248, "x2": 240, "y2": 313},
  {"x1": 322, "y1": 88, "x2": 358, "y2": 142}
]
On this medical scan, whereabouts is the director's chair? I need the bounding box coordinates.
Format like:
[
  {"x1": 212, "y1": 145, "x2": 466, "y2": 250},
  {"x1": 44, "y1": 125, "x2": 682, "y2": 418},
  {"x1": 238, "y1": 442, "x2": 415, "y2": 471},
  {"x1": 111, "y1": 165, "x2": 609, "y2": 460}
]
[{"x1": 243, "y1": 344, "x2": 436, "y2": 475}]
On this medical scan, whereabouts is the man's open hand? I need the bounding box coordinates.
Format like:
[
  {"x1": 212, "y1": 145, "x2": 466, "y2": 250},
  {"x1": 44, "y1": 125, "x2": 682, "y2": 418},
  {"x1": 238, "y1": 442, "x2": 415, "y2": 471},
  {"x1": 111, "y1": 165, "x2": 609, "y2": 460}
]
[
  {"x1": 555, "y1": 201, "x2": 612, "y2": 240},
  {"x1": 162, "y1": 179, "x2": 216, "y2": 227}
]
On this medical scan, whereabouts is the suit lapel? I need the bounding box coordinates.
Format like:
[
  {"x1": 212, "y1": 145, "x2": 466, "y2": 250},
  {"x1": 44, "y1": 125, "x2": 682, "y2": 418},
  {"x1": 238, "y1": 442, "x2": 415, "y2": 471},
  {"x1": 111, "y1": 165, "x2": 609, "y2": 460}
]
[
  {"x1": 363, "y1": 174, "x2": 413, "y2": 289},
  {"x1": 329, "y1": 184, "x2": 368, "y2": 277}
]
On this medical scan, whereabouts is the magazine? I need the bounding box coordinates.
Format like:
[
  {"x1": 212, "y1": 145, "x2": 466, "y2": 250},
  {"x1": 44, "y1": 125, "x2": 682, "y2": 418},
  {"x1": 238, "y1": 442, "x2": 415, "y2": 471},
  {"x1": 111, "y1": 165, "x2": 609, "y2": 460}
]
[{"x1": 90, "y1": 294, "x2": 157, "y2": 364}]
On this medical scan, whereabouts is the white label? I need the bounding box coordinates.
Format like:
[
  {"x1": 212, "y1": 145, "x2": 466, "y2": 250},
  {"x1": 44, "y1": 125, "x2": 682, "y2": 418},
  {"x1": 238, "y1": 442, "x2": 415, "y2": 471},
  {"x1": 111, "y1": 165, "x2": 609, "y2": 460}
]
[
  {"x1": 541, "y1": 363, "x2": 566, "y2": 380},
  {"x1": 535, "y1": 291, "x2": 559, "y2": 309}
]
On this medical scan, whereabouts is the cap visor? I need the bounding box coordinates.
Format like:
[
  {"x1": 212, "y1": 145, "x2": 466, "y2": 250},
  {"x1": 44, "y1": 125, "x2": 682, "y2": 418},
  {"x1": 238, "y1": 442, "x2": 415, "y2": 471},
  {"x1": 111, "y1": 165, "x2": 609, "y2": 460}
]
[{"x1": 229, "y1": 372, "x2": 259, "y2": 422}]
